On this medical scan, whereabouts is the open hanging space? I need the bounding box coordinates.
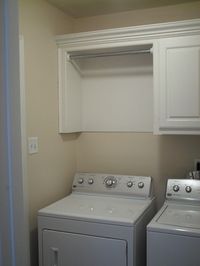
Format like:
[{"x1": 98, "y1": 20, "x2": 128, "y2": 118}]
[{"x1": 59, "y1": 44, "x2": 153, "y2": 133}]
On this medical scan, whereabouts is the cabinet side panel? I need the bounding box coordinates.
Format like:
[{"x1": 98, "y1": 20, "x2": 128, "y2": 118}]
[
  {"x1": 59, "y1": 49, "x2": 81, "y2": 133},
  {"x1": 65, "y1": 60, "x2": 81, "y2": 132}
]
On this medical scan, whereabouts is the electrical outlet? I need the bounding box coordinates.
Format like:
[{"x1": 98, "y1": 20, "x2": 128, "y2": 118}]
[
  {"x1": 194, "y1": 159, "x2": 200, "y2": 171},
  {"x1": 28, "y1": 137, "x2": 38, "y2": 154}
]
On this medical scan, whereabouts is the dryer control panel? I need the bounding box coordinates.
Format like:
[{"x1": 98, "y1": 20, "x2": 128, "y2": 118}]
[
  {"x1": 72, "y1": 173, "x2": 152, "y2": 198},
  {"x1": 166, "y1": 179, "x2": 200, "y2": 201}
]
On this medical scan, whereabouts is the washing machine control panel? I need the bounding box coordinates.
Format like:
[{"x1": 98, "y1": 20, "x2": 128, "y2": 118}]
[
  {"x1": 166, "y1": 179, "x2": 200, "y2": 201},
  {"x1": 73, "y1": 173, "x2": 152, "y2": 198}
]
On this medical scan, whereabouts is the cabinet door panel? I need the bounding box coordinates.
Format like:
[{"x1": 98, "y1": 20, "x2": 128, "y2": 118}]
[
  {"x1": 167, "y1": 47, "x2": 200, "y2": 118},
  {"x1": 158, "y1": 36, "x2": 200, "y2": 133}
]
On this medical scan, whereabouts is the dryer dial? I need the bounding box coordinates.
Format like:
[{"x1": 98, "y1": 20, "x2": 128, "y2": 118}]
[
  {"x1": 78, "y1": 178, "x2": 84, "y2": 184},
  {"x1": 88, "y1": 178, "x2": 94, "y2": 185},
  {"x1": 138, "y1": 182, "x2": 144, "y2": 189},
  {"x1": 106, "y1": 179, "x2": 113, "y2": 187},
  {"x1": 104, "y1": 176, "x2": 117, "y2": 188},
  {"x1": 127, "y1": 181, "x2": 133, "y2": 188}
]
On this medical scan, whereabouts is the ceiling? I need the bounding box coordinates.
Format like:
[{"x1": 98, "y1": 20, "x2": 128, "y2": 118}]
[{"x1": 47, "y1": 0, "x2": 199, "y2": 18}]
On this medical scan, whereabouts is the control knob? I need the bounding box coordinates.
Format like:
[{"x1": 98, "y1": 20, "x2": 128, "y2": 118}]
[
  {"x1": 105, "y1": 176, "x2": 117, "y2": 188},
  {"x1": 173, "y1": 185, "x2": 180, "y2": 192},
  {"x1": 88, "y1": 178, "x2": 94, "y2": 185},
  {"x1": 106, "y1": 179, "x2": 113, "y2": 187},
  {"x1": 127, "y1": 181, "x2": 133, "y2": 188},
  {"x1": 138, "y1": 182, "x2": 144, "y2": 189},
  {"x1": 185, "y1": 186, "x2": 192, "y2": 193},
  {"x1": 78, "y1": 178, "x2": 84, "y2": 184}
]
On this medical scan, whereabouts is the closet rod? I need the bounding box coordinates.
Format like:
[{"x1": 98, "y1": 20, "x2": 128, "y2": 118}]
[{"x1": 69, "y1": 48, "x2": 152, "y2": 60}]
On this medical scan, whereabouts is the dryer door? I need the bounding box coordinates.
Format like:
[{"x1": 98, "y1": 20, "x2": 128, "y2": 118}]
[{"x1": 42, "y1": 229, "x2": 127, "y2": 266}]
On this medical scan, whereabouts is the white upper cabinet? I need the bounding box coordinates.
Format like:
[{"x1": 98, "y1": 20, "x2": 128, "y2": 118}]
[
  {"x1": 56, "y1": 19, "x2": 200, "y2": 134},
  {"x1": 154, "y1": 35, "x2": 200, "y2": 134}
]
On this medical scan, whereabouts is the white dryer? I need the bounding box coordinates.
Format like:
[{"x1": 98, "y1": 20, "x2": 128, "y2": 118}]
[
  {"x1": 38, "y1": 173, "x2": 155, "y2": 266},
  {"x1": 147, "y1": 179, "x2": 200, "y2": 266}
]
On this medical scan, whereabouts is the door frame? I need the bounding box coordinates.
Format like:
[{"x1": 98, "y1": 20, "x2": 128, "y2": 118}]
[{"x1": 0, "y1": 0, "x2": 30, "y2": 265}]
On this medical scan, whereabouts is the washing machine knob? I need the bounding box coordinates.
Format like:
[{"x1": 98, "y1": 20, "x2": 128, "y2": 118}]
[
  {"x1": 127, "y1": 181, "x2": 133, "y2": 188},
  {"x1": 185, "y1": 186, "x2": 192, "y2": 193},
  {"x1": 88, "y1": 178, "x2": 94, "y2": 185},
  {"x1": 138, "y1": 182, "x2": 144, "y2": 189},
  {"x1": 78, "y1": 178, "x2": 84, "y2": 184},
  {"x1": 173, "y1": 185, "x2": 180, "y2": 192}
]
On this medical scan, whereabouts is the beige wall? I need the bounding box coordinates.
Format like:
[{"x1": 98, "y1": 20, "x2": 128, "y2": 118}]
[
  {"x1": 76, "y1": 133, "x2": 200, "y2": 207},
  {"x1": 73, "y1": 1, "x2": 200, "y2": 32},
  {"x1": 19, "y1": 1, "x2": 77, "y2": 265}
]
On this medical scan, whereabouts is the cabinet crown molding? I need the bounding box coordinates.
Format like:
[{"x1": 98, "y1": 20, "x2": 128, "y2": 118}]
[{"x1": 56, "y1": 19, "x2": 200, "y2": 50}]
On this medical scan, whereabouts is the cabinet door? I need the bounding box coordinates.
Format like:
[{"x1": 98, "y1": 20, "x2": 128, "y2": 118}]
[
  {"x1": 42, "y1": 230, "x2": 127, "y2": 266},
  {"x1": 156, "y1": 35, "x2": 200, "y2": 134}
]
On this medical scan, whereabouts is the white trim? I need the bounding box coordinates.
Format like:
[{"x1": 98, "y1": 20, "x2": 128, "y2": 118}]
[
  {"x1": 56, "y1": 19, "x2": 200, "y2": 51},
  {"x1": 19, "y1": 34, "x2": 30, "y2": 266}
]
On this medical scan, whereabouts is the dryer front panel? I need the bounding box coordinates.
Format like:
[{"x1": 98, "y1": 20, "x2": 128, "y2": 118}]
[{"x1": 42, "y1": 229, "x2": 127, "y2": 266}]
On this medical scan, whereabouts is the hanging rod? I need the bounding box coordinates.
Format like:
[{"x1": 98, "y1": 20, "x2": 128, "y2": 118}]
[{"x1": 68, "y1": 48, "x2": 153, "y2": 60}]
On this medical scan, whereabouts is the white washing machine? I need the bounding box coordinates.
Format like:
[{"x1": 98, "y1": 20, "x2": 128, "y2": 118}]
[
  {"x1": 38, "y1": 173, "x2": 155, "y2": 266},
  {"x1": 147, "y1": 179, "x2": 200, "y2": 266}
]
